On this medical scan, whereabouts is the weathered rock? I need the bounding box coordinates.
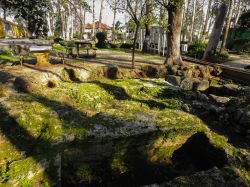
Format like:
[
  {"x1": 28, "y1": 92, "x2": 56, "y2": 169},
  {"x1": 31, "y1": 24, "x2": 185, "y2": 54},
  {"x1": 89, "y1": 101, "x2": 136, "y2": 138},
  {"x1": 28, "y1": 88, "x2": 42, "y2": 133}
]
[
  {"x1": 181, "y1": 104, "x2": 191, "y2": 113},
  {"x1": 13, "y1": 77, "x2": 37, "y2": 93},
  {"x1": 209, "y1": 85, "x2": 224, "y2": 96},
  {"x1": 193, "y1": 80, "x2": 210, "y2": 91},
  {"x1": 233, "y1": 109, "x2": 244, "y2": 122},
  {"x1": 103, "y1": 65, "x2": 119, "y2": 79},
  {"x1": 167, "y1": 65, "x2": 179, "y2": 75},
  {"x1": 211, "y1": 66, "x2": 223, "y2": 76},
  {"x1": 209, "y1": 94, "x2": 231, "y2": 105},
  {"x1": 176, "y1": 70, "x2": 184, "y2": 76},
  {"x1": 180, "y1": 78, "x2": 194, "y2": 91},
  {"x1": 183, "y1": 69, "x2": 193, "y2": 78},
  {"x1": 199, "y1": 66, "x2": 211, "y2": 79},
  {"x1": 197, "y1": 92, "x2": 209, "y2": 101},
  {"x1": 166, "y1": 75, "x2": 181, "y2": 86},
  {"x1": 142, "y1": 65, "x2": 167, "y2": 78},
  {"x1": 192, "y1": 69, "x2": 201, "y2": 78},
  {"x1": 223, "y1": 84, "x2": 239, "y2": 96},
  {"x1": 239, "y1": 111, "x2": 250, "y2": 127}
]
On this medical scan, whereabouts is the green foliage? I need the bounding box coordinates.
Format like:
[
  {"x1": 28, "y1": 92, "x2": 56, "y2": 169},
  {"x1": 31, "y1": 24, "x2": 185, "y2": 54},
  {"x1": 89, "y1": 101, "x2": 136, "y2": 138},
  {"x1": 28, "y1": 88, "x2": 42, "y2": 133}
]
[
  {"x1": 120, "y1": 43, "x2": 133, "y2": 49},
  {"x1": 54, "y1": 38, "x2": 64, "y2": 43},
  {"x1": 8, "y1": 0, "x2": 49, "y2": 37},
  {"x1": 238, "y1": 10, "x2": 250, "y2": 31},
  {"x1": 52, "y1": 43, "x2": 66, "y2": 53},
  {"x1": 207, "y1": 52, "x2": 229, "y2": 63},
  {"x1": 59, "y1": 40, "x2": 76, "y2": 48},
  {"x1": 96, "y1": 32, "x2": 107, "y2": 48},
  {"x1": 0, "y1": 50, "x2": 13, "y2": 56},
  {"x1": 187, "y1": 42, "x2": 207, "y2": 59},
  {"x1": 231, "y1": 39, "x2": 250, "y2": 52}
]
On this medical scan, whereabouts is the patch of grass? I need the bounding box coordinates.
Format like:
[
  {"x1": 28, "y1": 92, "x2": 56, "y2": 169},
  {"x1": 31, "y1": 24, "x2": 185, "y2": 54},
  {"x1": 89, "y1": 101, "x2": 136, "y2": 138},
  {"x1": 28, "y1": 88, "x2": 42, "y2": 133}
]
[{"x1": 0, "y1": 50, "x2": 18, "y2": 63}]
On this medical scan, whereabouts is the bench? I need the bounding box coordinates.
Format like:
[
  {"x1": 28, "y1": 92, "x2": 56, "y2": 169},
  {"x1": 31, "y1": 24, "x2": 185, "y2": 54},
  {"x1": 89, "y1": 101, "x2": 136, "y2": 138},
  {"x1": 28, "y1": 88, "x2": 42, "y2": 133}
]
[{"x1": 29, "y1": 46, "x2": 52, "y2": 67}]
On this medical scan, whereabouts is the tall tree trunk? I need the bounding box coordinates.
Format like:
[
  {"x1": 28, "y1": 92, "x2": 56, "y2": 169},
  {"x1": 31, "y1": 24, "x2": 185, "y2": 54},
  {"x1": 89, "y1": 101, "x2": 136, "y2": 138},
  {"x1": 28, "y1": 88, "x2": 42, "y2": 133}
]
[
  {"x1": 190, "y1": 0, "x2": 197, "y2": 42},
  {"x1": 220, "y1": 0, "x2": 235, "y2": 53},
  {"x1": 165, "y1": 0, "x2": 185, "y2": 66},
  {"x1": 58, "y1": 0, "x2": 65, "y2": 39},
  {"x1": 142, "y1": 0, "x2": 153, "y2": 52},
  {"x1": 92, "y1": 0, "x2": 96, "y2": 39},
  {"x1": 83, "y1": 10, "x2": 86, "y2": 38},
  {"x1": 233, "y1": 0, "x2": 242, "y2": 27},
  {"x1": 132, "y1": 23, "x2": 139, "y2": 68},
  {"x1": 201, "y1": 0, "x2": 213, "y2": 41},
  {"x1": 203, "y1": 3, "x2": 228, "y2": 60},
  {"x1": 112, "y1": 1, "x2": 117, "y2": 40},
  {"x1": 99, "y1": 0, "x2": 104, "y2": 23},
  {"x1": 3, "y1": 8, "x2": 6, "y2": 20},
  {"x1": 181, "y1": 0, "x2": 189, "y2": 41}
]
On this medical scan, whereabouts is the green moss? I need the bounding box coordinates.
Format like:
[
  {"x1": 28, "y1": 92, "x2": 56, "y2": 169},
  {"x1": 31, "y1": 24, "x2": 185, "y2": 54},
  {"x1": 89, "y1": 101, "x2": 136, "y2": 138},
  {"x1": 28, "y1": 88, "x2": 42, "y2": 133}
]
[
  {"x1": 111, "y1": 144, "x2": 129, "y2": 173},
  {"x1": 0, "y1": 74, "x2": 249, "y2": 185},
  {"x1": 210, "y1": 79, "x2": 219, "y2": 86}
]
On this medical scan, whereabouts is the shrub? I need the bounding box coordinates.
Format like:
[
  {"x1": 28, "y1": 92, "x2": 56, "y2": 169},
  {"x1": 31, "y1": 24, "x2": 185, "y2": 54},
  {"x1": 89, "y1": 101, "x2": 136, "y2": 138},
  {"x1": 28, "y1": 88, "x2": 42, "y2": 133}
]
[
  {"x1": 187, "y1": 42, "x2": 207, "y2": 59},
  {"x1": 207, "y1": 52, "x2": 229, "y2": 64},
  {"x1": 232, "y1": 39, "x2": 250, "y2": 52},
  {"x1": 54, "y1": 38, "x2": 64, "y2": 43},
  {"x1": 108, "y1": 43, "x2": 121, "y2": 49},
  {"x1": 0, "y1": 50, "x2": 13, "y2": 56},
  {"x1": 52, "y1": 43, "x2": 66, "y2": 53},
  {"x1": 120, "y1": 43, "x2": 133, "y2": 49},
  {"x1": 96, "y1": 32, "x2": 107, "y2": 48}
]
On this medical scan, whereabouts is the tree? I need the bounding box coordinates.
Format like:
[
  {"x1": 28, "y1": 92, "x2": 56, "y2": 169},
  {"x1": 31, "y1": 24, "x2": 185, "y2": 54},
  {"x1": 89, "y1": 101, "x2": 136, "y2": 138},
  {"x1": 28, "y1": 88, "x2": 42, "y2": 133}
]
[
  {"x1": 220, "y1": 0, "x2": 235, "y2": 53},
  {"x1": 189, "y1": 0, "x2": 197, "y2": 42},
  {"x1": 156, "y1": 0, "x2": 185, "y2": 65},
  {"x1": 92, "y1": 0, "x2": 96, "y2": 38},
  {"x1": 238, "y1": 10, "x2": 250, "y2": 31},
  {"x1": 201, "y1": 0, "x2": 213, "y2": 41},
  {"x1": 0, "y1": 0, "x2": 12, "y2": 19},
  {"x1": 127, "y1": 0, "x2": 146, "y2": 68},
  {"x1": 10, "y1": 0, "x2": 49, "y2": 37},
  {"x1": 107, "y1": 0, "x2": 121, "y2": 40},
  {"x1": 203, "y1": 2, "x2": 228, "y2": 60},
  {"x1": 118, "y1": 0, "x2": 146, "y2": 68},
  {"x1": 142, "y1": 0, "x2": 153, "y2": 52},
  {"x1": 99, "y1": 0, "x2": 104, "y2": 23}
]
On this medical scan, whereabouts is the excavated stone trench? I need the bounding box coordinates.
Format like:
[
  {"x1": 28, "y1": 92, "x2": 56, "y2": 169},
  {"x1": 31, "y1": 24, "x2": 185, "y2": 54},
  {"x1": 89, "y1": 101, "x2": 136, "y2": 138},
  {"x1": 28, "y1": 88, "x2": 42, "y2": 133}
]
[{"x1": 61, "y1": 131, "x2": 228, "y2": 187}]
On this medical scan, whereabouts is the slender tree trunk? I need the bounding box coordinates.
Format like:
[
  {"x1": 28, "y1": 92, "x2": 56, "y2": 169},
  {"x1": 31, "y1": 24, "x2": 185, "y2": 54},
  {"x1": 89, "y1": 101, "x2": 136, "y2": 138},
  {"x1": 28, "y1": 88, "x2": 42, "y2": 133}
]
[
  {"x1": 142, "y1": 0, "x2": 153, "y2": 52},
  {"x1": 233, "y1": 0, "x2": 242, "y2": 27},
  {"x1": 99, "y1": 0, "x2": 104, "y2": 23},
  {"x1": 203, "y1": 3, "x2": 228, "y2": 60},
  {"x1": 132, "y1": 23, "x2": 139, "y2": 68},
  {"x1": 3, "y1": 8, "x2": 6, "y2": 20},
  {"x1": 181, "y1": 0, "x2": 189, "y2": 41},
  {"x1": 112, "y1": 4, "x2": 117, "y2": 40},
  {"x1": 92, "y1": 0, "x2": 96, "y2": 39},
  {"x1": 83, "y1": 10, "x2": 86, "y2": 38},
  {"x1": 201, "y1": 0, "x2": 212, "y2": 41},
  {"x1": 220, "y1": 0, "x2": 235, "y2": 53},
  {"x1": 80, "y1": 6, "x2": 83, "y2": 39},
  {"x1": 165, "y1": 0, "x2": 185, "y2": 66},
  {"x1": 190, "y1": 0, "x2": 197, "y2": 42}
]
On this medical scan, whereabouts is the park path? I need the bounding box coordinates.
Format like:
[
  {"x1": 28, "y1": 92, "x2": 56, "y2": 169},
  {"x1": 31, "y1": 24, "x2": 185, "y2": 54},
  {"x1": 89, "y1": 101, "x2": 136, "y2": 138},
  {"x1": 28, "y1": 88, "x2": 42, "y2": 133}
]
[
  {"x1": 83, "y1": 50, "x2": 165, "y2": 68},
  {"x1": 222, "y1": 54, "x2": 250, "y2": 69}
]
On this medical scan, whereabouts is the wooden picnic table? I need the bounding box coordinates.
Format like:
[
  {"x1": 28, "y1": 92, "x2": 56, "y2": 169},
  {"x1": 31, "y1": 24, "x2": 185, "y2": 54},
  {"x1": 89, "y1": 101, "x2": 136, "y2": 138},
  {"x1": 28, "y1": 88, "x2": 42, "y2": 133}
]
[{"x1": 75, "y1": 41, "x2": 97, "y2": 58}]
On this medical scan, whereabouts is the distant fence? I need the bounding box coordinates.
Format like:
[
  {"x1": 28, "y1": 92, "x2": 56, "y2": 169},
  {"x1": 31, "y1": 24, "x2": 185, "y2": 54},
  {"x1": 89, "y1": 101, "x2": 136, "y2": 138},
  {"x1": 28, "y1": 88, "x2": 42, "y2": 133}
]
[{"x1": 0, "y1": 18, "x2": 27, "y2": 39}]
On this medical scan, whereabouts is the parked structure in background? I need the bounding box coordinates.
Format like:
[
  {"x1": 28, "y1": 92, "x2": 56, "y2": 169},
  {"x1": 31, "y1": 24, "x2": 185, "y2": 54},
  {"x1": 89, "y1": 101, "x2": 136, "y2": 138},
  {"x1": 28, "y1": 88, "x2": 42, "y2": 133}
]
[
  {"x1": 0, "y1": 18, "x2": 27, "y2": 39},
  {"x1": 138, "y1": 24, "x2": 167, "y2": 56},
  {"x1": 84, "y1": 21, "x2": 112, "y2": 40}
]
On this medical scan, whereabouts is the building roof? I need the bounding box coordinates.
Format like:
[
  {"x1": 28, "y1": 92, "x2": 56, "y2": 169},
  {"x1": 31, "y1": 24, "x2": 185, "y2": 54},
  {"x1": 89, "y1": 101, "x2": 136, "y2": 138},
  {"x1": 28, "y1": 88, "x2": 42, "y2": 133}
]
[{"x1": 84, "y1": 21, "x2": 112, "y2": 30}]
